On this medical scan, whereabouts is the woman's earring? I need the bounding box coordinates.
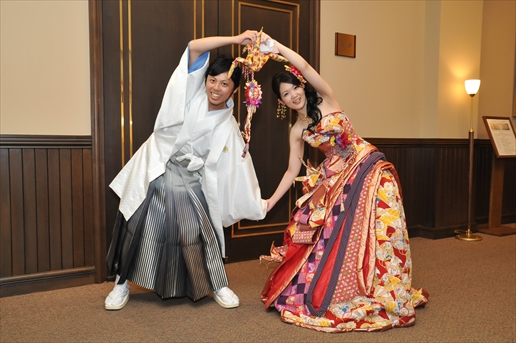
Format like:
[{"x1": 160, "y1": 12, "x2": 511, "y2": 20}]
[{"x1": 276, "y1": 100, "x2": 287, "y2": 120}]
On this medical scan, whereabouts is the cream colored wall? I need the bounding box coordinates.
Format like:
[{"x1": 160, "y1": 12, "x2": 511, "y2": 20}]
[
  {"x1": 1, "y1": 1, "x2": 513, "y2": 138},
  {"x1": 436, "y1": 0, "x2": 483, "y2": 139},
  {"x1": 477, "y1": 0, "x2": 516, "y2": 139},
  {"x1": 321, "y1": 0, "x2": 515, "y2": 139},
  {"x1": 321, "y1": 0, "x2": 426, "y2": 138},
  {"x1": 0, "y1": 0, "x2": 91, "y2": 135}
]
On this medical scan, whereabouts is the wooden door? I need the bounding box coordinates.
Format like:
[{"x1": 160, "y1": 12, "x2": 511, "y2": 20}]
[
  {"x1": 97, "y1": 0, "x2": 319, "y2": 269},
  {"x1": 217, "y1": 0, "x2": 320, "y2": 260}
]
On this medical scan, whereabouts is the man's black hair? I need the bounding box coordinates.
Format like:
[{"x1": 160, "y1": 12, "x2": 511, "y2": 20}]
[{"x1": 205, "y1": 56, "x2": 242, "y2": 91}]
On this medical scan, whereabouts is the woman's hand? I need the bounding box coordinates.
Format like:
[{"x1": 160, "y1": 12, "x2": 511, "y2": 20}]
[
  {"x1": 266, "y1": 199, "x2": 276, "y2": 212},
  {"x1": 260, "y1": 32, "x2": 279, "y2": 54}
]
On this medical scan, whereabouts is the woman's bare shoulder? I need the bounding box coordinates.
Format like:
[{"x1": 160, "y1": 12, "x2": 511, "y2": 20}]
[{"x1": 290, "y1": 119, "x2": 308, "y2": 138}]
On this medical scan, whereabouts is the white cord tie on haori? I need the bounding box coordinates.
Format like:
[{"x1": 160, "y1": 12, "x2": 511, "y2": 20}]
[{"x1": 176, "y1": 153, "x2": 205, "y2": 172}]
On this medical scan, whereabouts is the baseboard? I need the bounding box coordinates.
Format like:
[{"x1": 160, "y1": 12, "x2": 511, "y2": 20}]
[
  {"x1": 0, "y1": 266, "x2": 96, "y2": 298},
  {"x1": 412, "y1": 223, "x2": 477, "y2": 240}
]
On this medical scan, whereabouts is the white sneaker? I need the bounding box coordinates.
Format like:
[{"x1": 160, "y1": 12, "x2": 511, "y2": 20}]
[
  {"x1": 213, "y1": 287, "x2": 239, "y2": 309},
  {"x1": 105, "y1": 276, "x2": 130, "y2": 310}
]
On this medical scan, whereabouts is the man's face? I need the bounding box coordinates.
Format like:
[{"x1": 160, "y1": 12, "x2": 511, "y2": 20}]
[{"x1": 205, "y1": 72, "x2": 236, "y2": 111}]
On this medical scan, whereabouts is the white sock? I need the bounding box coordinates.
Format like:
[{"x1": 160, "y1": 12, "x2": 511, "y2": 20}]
[{"x1": 113, "y1": 275, "x2": 128, "y2": 289}]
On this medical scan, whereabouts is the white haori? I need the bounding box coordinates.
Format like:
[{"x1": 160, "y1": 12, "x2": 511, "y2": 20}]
[{"x1": 109, "y1": 46, "x2": 267, "y2": 257}]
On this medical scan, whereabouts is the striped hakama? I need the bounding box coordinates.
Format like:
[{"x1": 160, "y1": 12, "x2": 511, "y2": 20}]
[{"x1": 107, "y1": 157, "x2": 228, "y2": 301}]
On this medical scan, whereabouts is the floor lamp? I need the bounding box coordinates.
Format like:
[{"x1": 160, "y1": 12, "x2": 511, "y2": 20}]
[{"x1": 456, "y1": 79, "x2": 482, "y2": 241}]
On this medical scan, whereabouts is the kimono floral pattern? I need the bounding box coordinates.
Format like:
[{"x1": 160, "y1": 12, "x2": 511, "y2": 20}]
[{"x1": 261, "y1": 112, "x2": 428, "y2": 333}]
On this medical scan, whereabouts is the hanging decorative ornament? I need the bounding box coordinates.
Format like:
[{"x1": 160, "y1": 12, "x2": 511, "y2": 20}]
[{"x1": 228, "y1": 28, "x2": 289, "y2": 157}]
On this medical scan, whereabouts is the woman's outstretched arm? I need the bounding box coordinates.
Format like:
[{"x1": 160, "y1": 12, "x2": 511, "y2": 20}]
[
  {"x1": 265, "y1": 122, "x2": 305, "y2": 212},
  {"x1": 261, "y1": 32, "x2": 335, "y2": 101}
]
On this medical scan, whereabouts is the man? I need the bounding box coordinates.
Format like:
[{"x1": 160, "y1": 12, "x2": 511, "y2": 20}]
[{"x1": 105, "y1": 31, "x2": 266, "y2": 310}]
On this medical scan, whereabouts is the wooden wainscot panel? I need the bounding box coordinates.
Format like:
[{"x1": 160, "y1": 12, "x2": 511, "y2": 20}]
[
  {"x1": 0, "y1": 135, "x2": 95, "y2": 297},
  {"x1": 370, "y1": 138, "x2": 516, "y2": 239}
]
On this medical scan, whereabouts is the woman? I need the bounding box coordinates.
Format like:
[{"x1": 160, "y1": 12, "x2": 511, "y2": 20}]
[{"x1": 260, "y1": 32, "x2": 428, "y2": 332}]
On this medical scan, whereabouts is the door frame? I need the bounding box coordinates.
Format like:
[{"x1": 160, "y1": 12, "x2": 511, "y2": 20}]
[{"x1": 87, "y1": 0, "x2": 320, "y2": 281}]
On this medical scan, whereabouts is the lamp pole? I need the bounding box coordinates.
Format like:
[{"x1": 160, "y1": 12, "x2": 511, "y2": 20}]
[{"x1": 456, "y1": 80, "x2": 482, "y2": 241}]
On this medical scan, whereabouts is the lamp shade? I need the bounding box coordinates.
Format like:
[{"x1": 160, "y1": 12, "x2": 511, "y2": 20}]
[{"x1": 465, "y1": 79, "x2": 481, "y2": 96}]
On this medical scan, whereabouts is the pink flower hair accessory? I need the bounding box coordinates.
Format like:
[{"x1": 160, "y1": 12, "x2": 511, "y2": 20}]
[{"x1": 285, "y1": 65, "x2": 306, "y2": 84}]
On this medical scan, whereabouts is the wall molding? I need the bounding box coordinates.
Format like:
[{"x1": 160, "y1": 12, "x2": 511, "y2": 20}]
[
  {"x1": 0, "y1": 267, "x2": 95, "y2": 297},
  {"x1": 368, "y1": 137, "x2": 472, "y2": 146},
  {"x1": 0, "y1": 134, "x2": 92, "y2": 148}
]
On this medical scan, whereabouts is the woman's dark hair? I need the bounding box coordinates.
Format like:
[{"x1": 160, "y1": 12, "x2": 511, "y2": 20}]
[
  {"x1": 272, "y1": 71, "x2": 322, "y2": 131},
  {"x1": 205, "y1": 55, "x2": 242, "y2": 91}
]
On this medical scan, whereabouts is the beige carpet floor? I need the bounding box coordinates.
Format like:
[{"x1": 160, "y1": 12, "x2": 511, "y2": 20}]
[{"x1": 1, "y1": 234, "x2": 515, "y2": 342}]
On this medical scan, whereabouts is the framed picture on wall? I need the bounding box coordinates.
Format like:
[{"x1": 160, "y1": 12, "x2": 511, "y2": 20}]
[
  {"x1": 483, "y1": 116, "x2": 516, "y2": 158},
  {"x1": 513, "y1": 85, "x2": 516, "y2": 117},
  {"x1": 513, "y1": 61, "x2": 516, "y2": 117}
]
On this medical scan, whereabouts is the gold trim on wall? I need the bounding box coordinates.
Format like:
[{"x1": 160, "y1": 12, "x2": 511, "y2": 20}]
[
  {"x1": 232, "y1": 0, "x2": 235, "y2": 58},
  {"x1": 128, "y1": 0, "x2": 133, "y2": 158},
  {"x1": 194, "y1": 0, "x2": 196, "y2": 38},
  {"x1": 119, "y1": 0, "x2": 135, "y2": 163},
  {"x1": 119, "y1": 0, "x2": 125, "y2": 165},
  {"x1": 194, "y1": 0, "x2": 206, "y2": 40}
]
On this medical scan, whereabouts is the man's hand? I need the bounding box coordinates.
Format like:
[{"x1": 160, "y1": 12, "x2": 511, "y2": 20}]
[{"x1": 235, "y1": 30, "x2": 259, "y2": 46}]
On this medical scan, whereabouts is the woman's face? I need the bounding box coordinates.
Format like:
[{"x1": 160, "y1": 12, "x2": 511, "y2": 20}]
[{"x1": 279, "y1": 82, "x2": 306, "y2": 113}]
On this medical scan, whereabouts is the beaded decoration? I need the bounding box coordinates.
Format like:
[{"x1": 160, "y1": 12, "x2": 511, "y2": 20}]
[
  {"x1": 228, "y1": 28, "x2": 289, "y2": 156},
  {"x1": 276, "y1": 100, "x2": 287, "y2": 120}
]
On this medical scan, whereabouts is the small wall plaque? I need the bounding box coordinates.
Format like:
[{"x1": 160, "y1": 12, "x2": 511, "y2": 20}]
[{"x1": 335, "y1": 32, "x2": 356, "y2": 58}]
